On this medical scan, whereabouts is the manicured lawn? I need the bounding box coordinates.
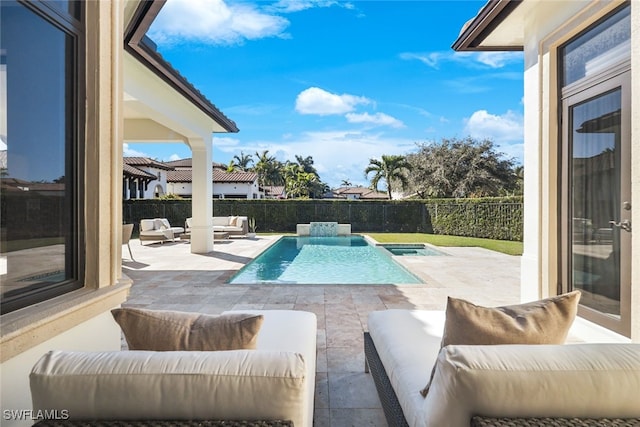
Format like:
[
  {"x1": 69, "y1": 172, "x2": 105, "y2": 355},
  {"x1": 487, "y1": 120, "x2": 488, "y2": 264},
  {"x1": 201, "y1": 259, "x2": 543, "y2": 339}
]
[{"x1": 366, "y1": 233, "x2": 523, "y2": 256}]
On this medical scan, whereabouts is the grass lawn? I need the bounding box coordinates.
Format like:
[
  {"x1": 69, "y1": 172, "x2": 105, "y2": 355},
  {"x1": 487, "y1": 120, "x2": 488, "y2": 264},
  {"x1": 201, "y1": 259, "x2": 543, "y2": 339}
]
[{"x1": 366, "y1": 233, "x2": 523, "y2": 256}]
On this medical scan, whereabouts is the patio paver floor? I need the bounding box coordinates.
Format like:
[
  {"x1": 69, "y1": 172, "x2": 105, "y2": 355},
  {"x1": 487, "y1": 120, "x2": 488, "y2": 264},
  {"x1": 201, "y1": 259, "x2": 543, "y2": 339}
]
[{"x1": 122, "y1": 235, "x2": 521, "y2": 427}]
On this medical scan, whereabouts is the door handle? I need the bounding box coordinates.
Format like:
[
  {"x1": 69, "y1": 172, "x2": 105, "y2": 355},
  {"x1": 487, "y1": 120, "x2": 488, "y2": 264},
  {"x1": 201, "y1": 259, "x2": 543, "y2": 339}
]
[{"x1": 609, "y1": 219, "x2": 632, "y2": 232}]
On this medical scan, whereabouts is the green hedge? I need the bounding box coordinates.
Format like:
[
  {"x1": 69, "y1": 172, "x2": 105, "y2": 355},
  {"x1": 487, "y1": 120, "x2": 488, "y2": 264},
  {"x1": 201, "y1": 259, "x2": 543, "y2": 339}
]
[
  {"x1": 425, "y1": 196, "x2": 523, "y2": 241},
  {"x1": 123, "y1": 196, "x2": 523, "y2": 241}
]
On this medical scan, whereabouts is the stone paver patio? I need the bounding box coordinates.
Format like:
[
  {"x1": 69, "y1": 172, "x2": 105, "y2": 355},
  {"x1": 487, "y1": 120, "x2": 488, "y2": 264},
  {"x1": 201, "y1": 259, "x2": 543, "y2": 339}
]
[{"x1": 121, "y1": 235, "x2": 521, "y2": 427}]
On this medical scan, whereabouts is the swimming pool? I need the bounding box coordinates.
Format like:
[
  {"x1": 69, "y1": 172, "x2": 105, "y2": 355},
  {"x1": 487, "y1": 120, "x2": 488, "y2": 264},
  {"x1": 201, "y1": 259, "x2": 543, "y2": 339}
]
[
  {"x1": 381, "y1": 244, "x2": 447, "y2": 257},
  {"x1": 228, "y1": 236, "x2": 422, "y2": 285}
]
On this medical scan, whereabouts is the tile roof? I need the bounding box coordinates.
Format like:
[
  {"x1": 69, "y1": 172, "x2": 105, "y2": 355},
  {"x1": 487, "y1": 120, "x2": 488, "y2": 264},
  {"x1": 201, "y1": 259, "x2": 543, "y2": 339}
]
[
  {"x1": 167, "y1": 169, "x2": 192, "y2": 182},
  {"x1": 263, "y1": 185, "x2": 286, "y2": 196},
  {"x1": 123, "y1": 156, "x2": 174, "y2": 170},
  {"x1": 213, "y1": 169, "x2": 258, "y2": 183},
  {"x1": 164, "y1": 158, "x2": 227, "y2": 170},
  {"x1": 167, "y1": 169, "x2": 259, "y2": 183},
  {"x1": 123, "y1": 163, "x2": 158, "y2": 179}
]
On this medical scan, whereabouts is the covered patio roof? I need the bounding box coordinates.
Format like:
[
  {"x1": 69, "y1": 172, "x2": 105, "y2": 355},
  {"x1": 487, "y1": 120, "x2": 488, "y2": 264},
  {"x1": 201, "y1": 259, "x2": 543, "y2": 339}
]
[
  {"x1": 122, "y1": 0, "x2": 238, "y2": 253},
  {"x1": 451, "y1": 0, "x2": 525, "y2": 51}
]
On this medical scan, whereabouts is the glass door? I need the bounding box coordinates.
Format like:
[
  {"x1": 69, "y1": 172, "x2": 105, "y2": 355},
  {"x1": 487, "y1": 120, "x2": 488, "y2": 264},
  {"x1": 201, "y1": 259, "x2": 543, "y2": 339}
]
[{"x1": 561, "y1": 72, "x2": 630, "y2": 335}]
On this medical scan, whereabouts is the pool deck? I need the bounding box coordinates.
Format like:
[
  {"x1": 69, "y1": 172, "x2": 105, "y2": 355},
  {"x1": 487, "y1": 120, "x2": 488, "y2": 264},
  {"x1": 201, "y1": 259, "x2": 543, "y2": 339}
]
[{"x1": 122, "y1": 235, "x2": 521, "y2": 427}]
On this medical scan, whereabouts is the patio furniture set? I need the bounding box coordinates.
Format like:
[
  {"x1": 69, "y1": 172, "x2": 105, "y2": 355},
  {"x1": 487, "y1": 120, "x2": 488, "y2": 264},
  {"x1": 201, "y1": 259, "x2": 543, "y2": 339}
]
[
  {"x1": 28, "y1": 291, "x2": 640, "y2": 426},
  {"x1": 137, "y1": 216, "x2": 249, "y2": 244}
]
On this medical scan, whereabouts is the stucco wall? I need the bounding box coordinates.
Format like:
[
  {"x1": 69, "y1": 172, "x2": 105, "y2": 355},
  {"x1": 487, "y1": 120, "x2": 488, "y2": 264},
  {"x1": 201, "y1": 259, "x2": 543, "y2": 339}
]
[{"x1": 1, "y1": 311, "x2": 122, "y2": 426}]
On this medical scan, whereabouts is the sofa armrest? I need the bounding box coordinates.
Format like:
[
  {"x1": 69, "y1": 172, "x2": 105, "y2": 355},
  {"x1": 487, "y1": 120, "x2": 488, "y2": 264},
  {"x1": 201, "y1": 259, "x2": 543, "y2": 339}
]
[
  {"x1": 31, "y1": 350, "x2": 308, "y2": 426},
  {"x1": 423, "y1": 344, "x2": 640, "y2": 427}
]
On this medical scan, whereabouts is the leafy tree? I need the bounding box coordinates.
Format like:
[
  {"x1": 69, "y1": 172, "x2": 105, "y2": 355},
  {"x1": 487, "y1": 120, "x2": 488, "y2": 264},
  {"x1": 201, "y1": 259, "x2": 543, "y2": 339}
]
[
  {"x1": 364, "y1": 154, "x2": 411, "y2": 200},
  {"x1": 406, "y1": 137, "x2": 518, "y2": 198},
  {"x1": 294, "y1": 155, "x2": 318, "y2": 176},
  {"x1": 233, "y1": 151, "x2": 254, "y2": 171}
]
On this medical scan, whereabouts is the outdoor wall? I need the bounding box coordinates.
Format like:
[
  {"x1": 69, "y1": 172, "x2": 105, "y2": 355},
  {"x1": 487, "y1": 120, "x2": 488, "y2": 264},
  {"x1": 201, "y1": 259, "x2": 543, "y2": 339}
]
[
  {"x1": 1, "y1": 312, "x2": 121, "y2": 426},
  {"x1": 214, "y1": 182, "x2": 258, "y2": 199},
  {"x1": 167, "y1": 181, "x2": 193, "y2": 197}
]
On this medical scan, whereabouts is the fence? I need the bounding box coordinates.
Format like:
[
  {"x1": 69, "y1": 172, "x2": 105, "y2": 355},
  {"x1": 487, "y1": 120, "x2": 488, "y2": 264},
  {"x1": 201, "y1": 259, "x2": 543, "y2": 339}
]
[{"x1": 123, "y1": 197, "x2": 523, "y2": 241}]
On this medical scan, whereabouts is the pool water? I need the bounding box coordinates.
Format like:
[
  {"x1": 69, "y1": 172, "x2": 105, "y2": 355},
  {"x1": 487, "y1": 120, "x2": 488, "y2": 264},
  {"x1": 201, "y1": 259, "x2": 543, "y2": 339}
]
[
  {"x1": 228, "y1": 236, "x2": 422, "y2": 285},
  {"x1": 382, "y1": 244, "x2": 446, "y2": 257}
]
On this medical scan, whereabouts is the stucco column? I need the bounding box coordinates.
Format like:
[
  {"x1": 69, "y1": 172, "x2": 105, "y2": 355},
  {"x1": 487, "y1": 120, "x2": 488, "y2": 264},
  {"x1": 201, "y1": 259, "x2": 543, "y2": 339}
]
[{"x1": 190, "y1": 138, "x2": 213, "y2": 253}]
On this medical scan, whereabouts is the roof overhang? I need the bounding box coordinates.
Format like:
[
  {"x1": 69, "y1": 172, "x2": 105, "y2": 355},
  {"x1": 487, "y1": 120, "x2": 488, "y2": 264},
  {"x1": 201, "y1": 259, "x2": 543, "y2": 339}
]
[
  {"x1": 124, "y1": 0, "x2": 238, "y2": 133},
  {"x1": 452, "y1": 0, "x2": 525, "y2": 51}
]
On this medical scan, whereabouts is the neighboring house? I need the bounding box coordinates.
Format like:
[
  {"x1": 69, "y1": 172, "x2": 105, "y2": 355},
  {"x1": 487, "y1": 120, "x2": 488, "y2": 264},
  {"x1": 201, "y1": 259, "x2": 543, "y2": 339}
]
[
  {"x1": 165, "y1": 158, "x2": 262, "y2": 199},
  {"x1": 330, "y1": 186, "x2": 389, "y2": 200},
  {"x1": 264, "y1": 185, "x2": 286, "y2": 199},
  {"x1": 212, "y1": 169, "x2": 261, "y2": 199},
  {"x1": 123, "y1": 156, "x2": 174, "y2": 199},
  {"x1": 1, "y1": 0, "x2": 237, "y2": 420},
  {"x1": 453, "y1": 0, "x2": 638, "y2": 340}
]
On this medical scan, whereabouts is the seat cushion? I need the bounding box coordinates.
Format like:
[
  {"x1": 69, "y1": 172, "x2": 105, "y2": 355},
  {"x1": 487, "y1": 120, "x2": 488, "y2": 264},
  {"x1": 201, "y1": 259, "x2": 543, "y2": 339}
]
[
  {"x1": 423, "y1": 343, "x2": 640, "y2": 427},
  {"x1": 111, "y1": 308, "x2": 264, "y2": 351},
  {"x1": 368, "y1": 310, "x2": 445, "y2": 427}
]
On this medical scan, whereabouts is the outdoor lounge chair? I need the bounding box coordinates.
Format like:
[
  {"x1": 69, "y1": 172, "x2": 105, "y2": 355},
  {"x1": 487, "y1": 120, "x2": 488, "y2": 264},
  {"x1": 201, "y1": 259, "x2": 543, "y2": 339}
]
[
  {"x1": 138, "y1": 218, "x2": 184, "y2": 244},
  {"x1": 122, "y1": 223, "x2": 134, "y2": 261}
]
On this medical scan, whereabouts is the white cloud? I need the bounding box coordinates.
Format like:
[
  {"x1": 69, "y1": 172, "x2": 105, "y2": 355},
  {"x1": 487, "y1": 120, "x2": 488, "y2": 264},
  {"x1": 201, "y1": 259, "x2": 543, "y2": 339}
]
[
  {"x1": 399, "y1": 52, "x2": 445, "y2": 69},
  {"x1": 212, "y1": 136, "x2": 241, "y2": 148},
  {"x1": 463, "y1": 110, "x2": 523, "y2": 143},
  {"x1": 400, "y1": 50, "x2": 522, "y2": 70},
  {"x1": 345, "y1": 112, "x2": 404, "y2": 128},
  {"x1": 269, "y1": 0, "x2": 340, "y2": 13},
  {"x1": 295, "y1": 87, "x2": 370, "y2": 115},
  {"x1": 168, "y1": 153, "x2": 183, "y2": 161},
  {"x1": 475, "y1": 52, "x2": 522, "y2": 68},
  {"x1": 123, "y1": 143, "x2": 149, "y2": 157},
  {"x1": 148, "y1": 0, "x2": 289, "y2": 46}
]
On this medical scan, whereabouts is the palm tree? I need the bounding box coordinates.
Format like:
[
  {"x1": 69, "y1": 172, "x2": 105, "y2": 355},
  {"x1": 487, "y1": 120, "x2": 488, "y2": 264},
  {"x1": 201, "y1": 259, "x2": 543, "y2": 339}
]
[
  {"x1": 233, "y1": 151, "x2": 254, "y2": 171},
  {"x1": 226, "y1": 160, "x2": 240, "y2": 173},
  {"x1": 254, "y1": 150, "x2": 284, "y2": 186},
  {"x1": 364, "y1": 155, "x2": 411, "y2": 200},
  {"x1": 340, "y1": 179, "x2": 352, "y2": 187}
]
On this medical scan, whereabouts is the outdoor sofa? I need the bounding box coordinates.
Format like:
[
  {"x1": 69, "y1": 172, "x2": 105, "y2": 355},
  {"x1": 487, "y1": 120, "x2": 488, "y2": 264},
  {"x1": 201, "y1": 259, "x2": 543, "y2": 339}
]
[
  {"x1": 185, "y1": 216, "x2": 248, "y2": 236},
  {"x1": 30, "y1": 310, "x2": 317, "y2": 427},
  {"x1": 138, "y1": 218, "x2": 184, "y2": 244},
  {"x1": 365, "y1": 306, "x2": 640, "y2": 427}
]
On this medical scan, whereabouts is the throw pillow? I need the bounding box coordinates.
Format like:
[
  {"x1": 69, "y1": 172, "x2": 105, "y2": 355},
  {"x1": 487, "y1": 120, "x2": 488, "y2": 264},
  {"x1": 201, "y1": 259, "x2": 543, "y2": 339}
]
[
  {"x1": 420, "y1": 291, "x2": 581, "y2": 397},
  {"x1": 111, "y1": 308, "x2": 264, "y2": 351},
  {"x1": 229, "y1": 216, "x2": 239, "y2": 226}
]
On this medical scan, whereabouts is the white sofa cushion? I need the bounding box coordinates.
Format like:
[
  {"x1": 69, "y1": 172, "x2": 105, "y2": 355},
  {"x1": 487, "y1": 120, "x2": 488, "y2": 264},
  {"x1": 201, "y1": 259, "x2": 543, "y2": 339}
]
[
  {"x1": 140, "y1": 219, "x2": 155, "y2": 232},
  {"x1": 368, "y1": 310, "x2": 444, "y2": 427},
  {"x1": 213, "y1": 217, "x2": 232, "y2": 226},
  {"x1": 423, "y1": 343, "x2": 640, "y2": 427},
  {"x1": 31, "y1": 349, "x2": 307, "y2": 424},
  {"x1": 224, "y1": 310, "x2": 317, "y2": 427}
]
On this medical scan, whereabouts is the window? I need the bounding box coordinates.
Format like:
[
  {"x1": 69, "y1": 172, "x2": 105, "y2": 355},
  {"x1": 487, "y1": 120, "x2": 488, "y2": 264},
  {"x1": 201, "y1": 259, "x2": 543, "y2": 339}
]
[
  {"x1": 0, "y1": 0, "x2": 84, "y2": 314},
  {"x1": 559, "y1": 4, "x2": 631, "y2": 336}
]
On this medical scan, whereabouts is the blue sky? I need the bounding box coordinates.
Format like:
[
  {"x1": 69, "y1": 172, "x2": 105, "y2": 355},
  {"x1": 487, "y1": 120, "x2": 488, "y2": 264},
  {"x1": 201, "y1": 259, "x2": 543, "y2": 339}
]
[{"x1": 124, "y1": 0, "x2": 524, "y2": 188}]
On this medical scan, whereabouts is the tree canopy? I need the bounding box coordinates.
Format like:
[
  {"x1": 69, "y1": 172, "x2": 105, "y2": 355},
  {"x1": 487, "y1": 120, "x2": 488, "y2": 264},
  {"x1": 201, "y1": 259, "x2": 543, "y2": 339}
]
[{"x1": 406, "y1": 137, "x2": 518, "y2": 198}]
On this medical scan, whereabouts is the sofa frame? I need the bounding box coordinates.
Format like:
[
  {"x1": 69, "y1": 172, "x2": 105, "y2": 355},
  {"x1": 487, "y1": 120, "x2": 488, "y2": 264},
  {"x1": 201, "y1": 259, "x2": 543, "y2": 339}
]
[
  {"x1": 33, "y1": 420, "x2": 293, "y2": 426},
  {"x1": 363, "y1": 332, "x2": 640, "y2": 427}
]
